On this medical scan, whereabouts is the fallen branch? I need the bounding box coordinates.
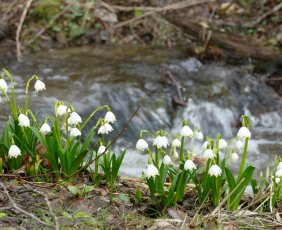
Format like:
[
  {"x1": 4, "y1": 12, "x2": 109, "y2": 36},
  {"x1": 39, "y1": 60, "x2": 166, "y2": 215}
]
[
  {"x1": 16, "y1": 0, "x2": 33, "y2": 61},
  {"x1": 0, "y1": 181, "x2": 52, "y2": 228}
]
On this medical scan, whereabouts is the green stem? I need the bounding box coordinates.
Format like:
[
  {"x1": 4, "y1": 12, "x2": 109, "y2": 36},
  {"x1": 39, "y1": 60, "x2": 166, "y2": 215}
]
[
  {"x1": 0, "y1": 89, "x2": 17, "y2": 119},
  {"x1": 3, "y1": 69, "x2": 17, "y2": 116},
  {"x1": 180, "y1": 137, "x2": 185, "y2": 161},
  {"x1": 81, "y1": 105, "x2": 109, "y2": 130},
  {"x1": 25, "y1": 76, "x2": 35, "y2": 113},
  {"x1": 155, "y1": 147, "x2": 159, "y2": 169},
  {"x1": 238, "y1": 138, "x2": 249, "y2": 180}
]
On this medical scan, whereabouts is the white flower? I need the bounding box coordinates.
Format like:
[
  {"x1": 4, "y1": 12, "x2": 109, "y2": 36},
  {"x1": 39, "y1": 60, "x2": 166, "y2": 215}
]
[
  {"x1": 146, "y1": 164, "x2": 159, "y2": 178},
  {"x1": 98, "y1": 145, "x2": 106, "y2": 154},
  {"x1": 153, "y1": 135, "x2": 169, "y2": 149},
  {"x1": 277, "y1": 162, "x2": 282, "y2": 171},
  {"x1": 34, "y1": 80, "x2": 46, "y2": 92},
  {"x1": 237, "y1": 127, "x2": 251, "y2": 139},
  {"x1": 40, "y1": 123, "x2": 51, "y2": 135},
  {"x1": 98, "y1": 123, "x2": 113, "y2": 134},
  {"x1": 0, "y1": 79, "x2": 8, "y2": 92},
  {"x1": 202, "y1": 141, "x2": 209, "y2": 150},
  {"x1": 173, "y1": 149, "x2": 179, "y2": 159},
  {"x1": 203, "y1": 149, "x2": 214, "y2": 159},
  {"x1": 276, "y1": 169, "x2": 282, "y2": 177},
  {"x1": 236, "y1": 140, "x2": 243, "y2": 150},
  {"x1": 136, "y1": 139, "x2": 149, "y2": 151},
  {"x1": 8, "y1": 145, "x2": 21, "y2": 158},
  {"x1": 19, "y1": 114, "x2": 30, "y2": 127},
  {"x1": 184, "y1": 159, "x2": 197, "y2": 171},
  {"x1": 68, "y1": 112, "x2": 82, "y2": 125},
  {"x1": 163, "y1": 155, "x2": 171, "y2": 165},
  {"x1": 172, "y1": 138, "x2": 181, "y2": 148},
  {"x1": 153, "y1": 135, "x2": 161, "y2": 146},
  {"x1": 105, "y1": 111, "x2": 116, "y2": 124},
  {"x1": 70, "y1": 128, "x2": 81, "y2": 137},
  {"x1": 275, "y1": 177, "x2": 280, "y2": 184},
  {"x1": 57, "y1": 105, "x2": 68, "y2": 116},
  {"x1": 231, "y1": 152, "x2": 239, "y2": 161},
  {"x1": 181, "y1": 125, "x2": 193, "y2": 138},
  {"x1": 218, "y1": 139, "x2": 228, "y2": 149},
  {"x1": 195, "y1": 130, "x2": 204, "y2": 141},
  {"x1": 208, "y1": 164, "x2": 222, "y2": 177}
]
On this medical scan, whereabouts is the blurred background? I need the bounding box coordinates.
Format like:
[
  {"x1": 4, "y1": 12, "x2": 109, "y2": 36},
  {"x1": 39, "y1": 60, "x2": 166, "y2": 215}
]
[{"x1": 0, "y1": 0, "x2": 281, "y2": 177}]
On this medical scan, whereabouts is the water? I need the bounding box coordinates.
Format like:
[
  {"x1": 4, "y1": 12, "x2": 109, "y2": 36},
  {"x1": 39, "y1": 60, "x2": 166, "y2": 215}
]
[{"x1": 1, "y1": 45, "x2": 281, "y2": 177}]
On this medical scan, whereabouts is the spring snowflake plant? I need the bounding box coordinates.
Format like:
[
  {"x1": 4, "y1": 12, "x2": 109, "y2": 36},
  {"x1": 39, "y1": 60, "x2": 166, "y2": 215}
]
[
  {"x1": 0, "y1": 69, "x2": 125, "y2": 183},
  {"x1": 136, "y1": 116, "x2": 282, "y2": 210}
]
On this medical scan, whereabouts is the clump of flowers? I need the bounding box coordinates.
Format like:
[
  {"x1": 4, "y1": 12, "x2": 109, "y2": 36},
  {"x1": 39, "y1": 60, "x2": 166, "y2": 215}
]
[
  {"x1": 0, "y1": 69, "x2": 125, "y2": 184},
  {"x1": 136, "y1": 115, "x2": 281, "y2": 210}
]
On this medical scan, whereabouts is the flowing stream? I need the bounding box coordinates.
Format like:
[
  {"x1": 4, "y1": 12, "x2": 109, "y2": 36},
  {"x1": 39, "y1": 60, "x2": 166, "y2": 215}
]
[{"x1": 1, "y1": 46, "x2": 281, "y2": 177}]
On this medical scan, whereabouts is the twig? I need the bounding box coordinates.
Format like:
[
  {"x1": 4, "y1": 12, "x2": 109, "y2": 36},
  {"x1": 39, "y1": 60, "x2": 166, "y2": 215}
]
[
  {"x1": 23, "y1": 185, "x2": 59, "y2": 230},
  {"x1": 16, "y1": 0, "x2": 33, "y2": 61},
  {"x1": 246, "y1": 2, "x2": 282, "y2": 27},
  {"x1": 112, "y1": 0, "x2": 215, "y2": 29},
  {"x1": 0, "y1": 181, "x2": 52, "y2": 228}
]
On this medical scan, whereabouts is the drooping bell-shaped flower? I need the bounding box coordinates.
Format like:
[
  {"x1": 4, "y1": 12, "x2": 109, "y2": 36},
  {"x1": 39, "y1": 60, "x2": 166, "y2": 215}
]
[
  {"x1": 70, "y1": 128, "x2": 81, "y2": 137},
  {"x1": 68, "y1": 112, "x2": 82, "y2": 126},
  {"x1": 104, "y1": 111, "x2": 116, "y2": 124},
  {"x1": 57, "y1": 105, "x2": 68, "y2": 116},
  {"x1": 0, "y1": 79, "x2": 8, "y2": 92},
  {"x1": 236, "y1": 140, "x2": 243, "y2": 150},
  {"x1": 163, "y1": 155, "x2": 172, "y2": 165},
  {"x1": 208, "y1": 164, "x2": 222, "y2": 177},
  {"x1": 184, "y1": 159, "x2": 197, "y2": 171},
  {"x1": 172, "y1": 138, "x2": 181, "y2": 148},
  {"x1": 136, "y1": 139, "x2": 149, "y2": 151},
  {"x1": 98, "y1": 122, "x2": 113, "y2": 135},
  {"x1": 231, "y1": 152, "x2": 239, "y2": 161},
  {"x1": 146, "y1": 164, "x2": 159, "y2": 178},
  {"x1": 218, "y1": 139, "x2": 228, "y2": 149},
  {"x1": 203, "y1": 149, "x2": 214, "y2": 159},
  {"x1": 40, "y1": 123, "x2": 51, "y2": 135},
  {"x1": 202, "y1": 141, "x2": 209, "y2": 150},
  {"x1": 19, "y1": 114, "x2": 30, "y2": 127},
  {"x1": 34, "y1": 80, "x2": 46, "y2": 92},
  {"x1": 237, "y1": 127, "x2": 251, "y2": 139},
  {"x1": 8, "y1": 145, "x2": 21, "y2": 158},
  {"x1": 195, "y1": 130, "x2": 204, "y2": 141},
  {"x1": 275, "y1": 177, "x2": 280, "y2": 184},
  {"x1": 276, "y1": 169, "x2": 282, "y2": 177},
  {"x1": 181, "y1": 125, "x2": 193, "y2": 138},
  {"x1": 98, "y1": 145, "x2": 106, "y2": 154},
  {"x1": 153, "y1": 135, "x2": 169, "y2": 149}
]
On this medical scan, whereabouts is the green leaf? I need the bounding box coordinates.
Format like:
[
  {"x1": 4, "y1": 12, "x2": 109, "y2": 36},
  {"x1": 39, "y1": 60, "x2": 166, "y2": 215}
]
[
  {"x1": 62, "y1": 211, "x2": 72, "y2": 219},
  {"x1": 225, "y1": 167, "x2": 236, "y2": 191},
  {"x1": 135, "y1": 188, "x2": 143, "y2": 201},
  {"x1": 75, "y1": 212, "x2": 90, "y2": 219},
  {"x1": 0, "y1": 212, "x2": 6, "y2": 219},
  {"x1": 67, "y1": 185, "x2": 79, "y2": 196},
  {"x1": 111, "y1": 150, "x2": 126, "y2": 181},
  {"x1": 119, "y1": 194, "x2": 130, "y2": 203},
  {"x1": 82, "y1": 185, "x2": 94, "y2": 194}
]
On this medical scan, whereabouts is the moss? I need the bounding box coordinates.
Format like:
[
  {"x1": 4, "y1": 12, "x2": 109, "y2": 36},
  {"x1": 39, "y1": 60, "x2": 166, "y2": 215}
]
[{"x1": 32, "y1": 0, "x2": 61, "y2": 21}]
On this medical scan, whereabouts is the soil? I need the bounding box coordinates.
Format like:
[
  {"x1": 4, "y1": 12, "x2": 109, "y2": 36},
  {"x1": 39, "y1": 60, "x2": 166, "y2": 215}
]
[{"x1": 0, "y1": 174, "x2": 281, "y2": 229}]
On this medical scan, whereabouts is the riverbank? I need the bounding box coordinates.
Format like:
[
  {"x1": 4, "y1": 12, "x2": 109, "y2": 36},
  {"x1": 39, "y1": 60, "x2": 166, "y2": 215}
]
[{"x1": 1, "y1": 176, "x2": 281, "y2": 229}]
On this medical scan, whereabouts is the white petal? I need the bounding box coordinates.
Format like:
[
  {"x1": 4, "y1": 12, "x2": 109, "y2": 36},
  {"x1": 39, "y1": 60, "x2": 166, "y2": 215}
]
[{"x1": 34, "y1": 80, "x2": 46, "y2": 92}]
